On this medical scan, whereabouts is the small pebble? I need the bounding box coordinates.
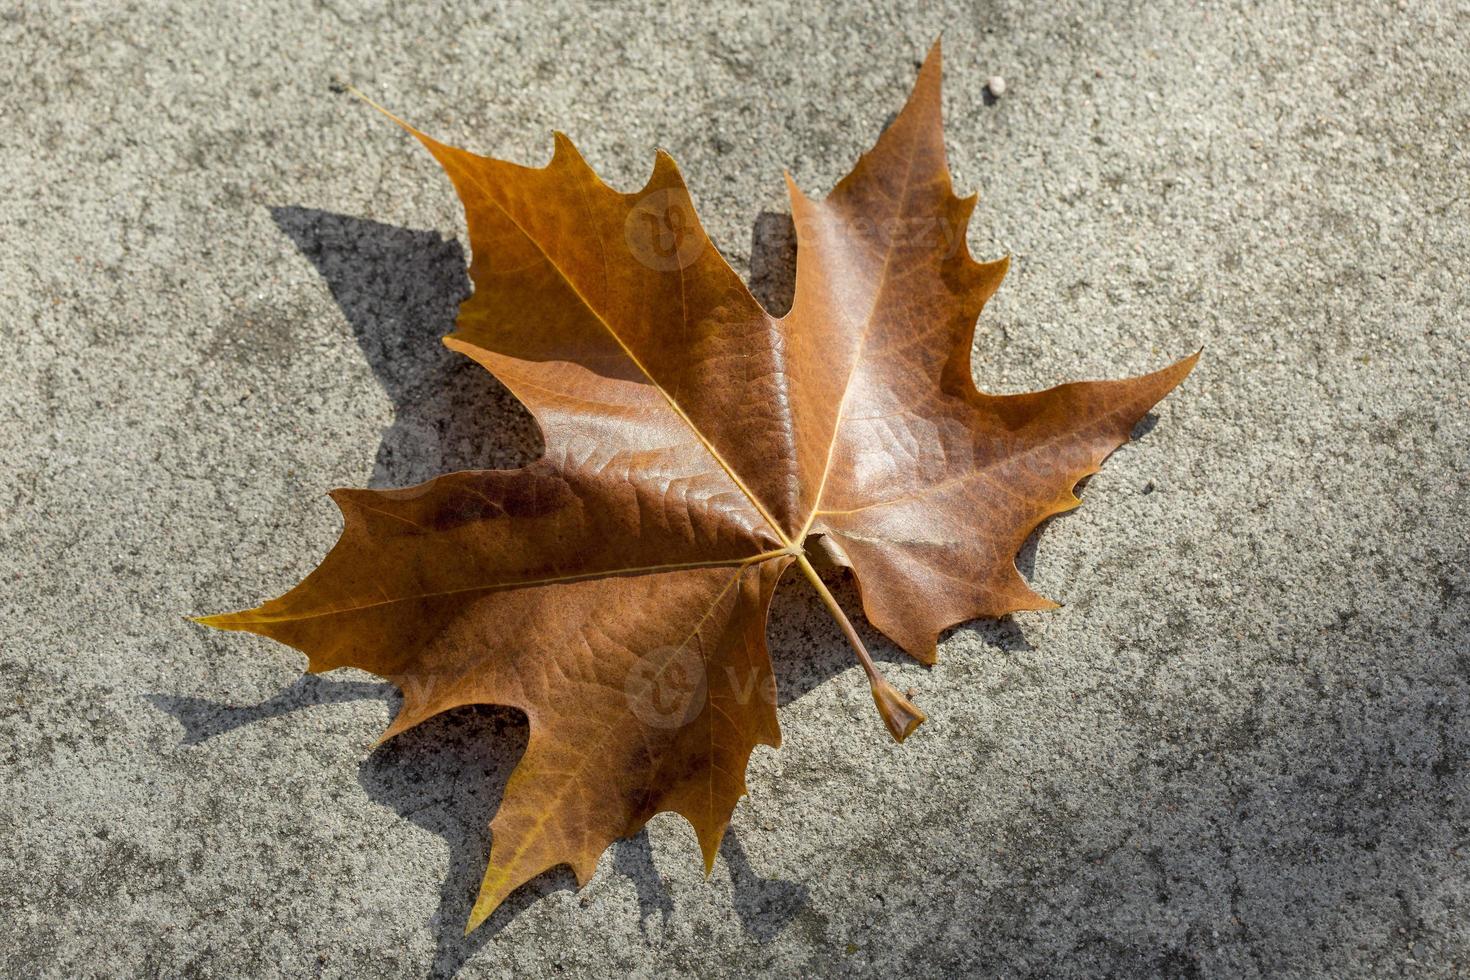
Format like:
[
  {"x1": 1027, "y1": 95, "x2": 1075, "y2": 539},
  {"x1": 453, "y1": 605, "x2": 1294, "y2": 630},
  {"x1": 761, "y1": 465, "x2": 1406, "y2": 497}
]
[{"x1": 986, "y1": 75, "x2": 1006, "y2": 97}]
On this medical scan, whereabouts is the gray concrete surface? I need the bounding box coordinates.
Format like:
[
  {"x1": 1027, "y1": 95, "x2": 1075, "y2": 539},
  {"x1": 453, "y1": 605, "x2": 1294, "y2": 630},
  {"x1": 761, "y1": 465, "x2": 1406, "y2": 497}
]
[{"x1": 3, "y1": 1, "x2": 1468, "y2": 976}]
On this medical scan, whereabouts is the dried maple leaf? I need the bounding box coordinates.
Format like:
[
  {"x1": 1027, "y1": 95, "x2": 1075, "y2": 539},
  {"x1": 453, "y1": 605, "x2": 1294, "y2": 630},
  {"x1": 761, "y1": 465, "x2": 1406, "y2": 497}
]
[{"x1": 198, "y1": 42, "x2": 1196, "y2": 930}]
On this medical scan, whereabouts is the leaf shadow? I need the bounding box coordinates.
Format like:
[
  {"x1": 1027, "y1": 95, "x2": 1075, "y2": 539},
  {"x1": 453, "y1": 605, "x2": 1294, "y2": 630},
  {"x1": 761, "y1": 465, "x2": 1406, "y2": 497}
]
[
  {"x1": 611, "y1": 824, "x2": 808, "y2": 943},
  {"x1": 610, "y1": 828, "x2": 676, "y2": 933},
  {"x1": 144, "y1": 674, "x2": 394, "y2": 745},
  {"x1": 721, "y1": 827, "x2": 811, "y2": 941},
  {"x1": 268, "y1": 206, "x2": 542, "y2": 487},
  {"x1": 749, "y1": 210, "x2": 799, "y2": 316},
  {"x1": 353, "y1": 703, "x2": 564, "y2": 976}
]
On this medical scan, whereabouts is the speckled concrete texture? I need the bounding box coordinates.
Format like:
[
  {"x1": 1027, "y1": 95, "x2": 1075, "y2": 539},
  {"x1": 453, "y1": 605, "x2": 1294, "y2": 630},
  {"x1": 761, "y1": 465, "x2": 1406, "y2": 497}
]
[{"x1": 2, "y1": 1, "x2": 1468, "y2": 976}]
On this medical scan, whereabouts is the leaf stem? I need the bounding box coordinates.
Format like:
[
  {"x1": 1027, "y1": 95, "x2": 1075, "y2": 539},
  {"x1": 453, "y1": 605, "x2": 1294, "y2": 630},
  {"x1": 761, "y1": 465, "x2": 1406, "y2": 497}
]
[{"x1": 792, "y1": 553, "x2": 925, "y2": 742}]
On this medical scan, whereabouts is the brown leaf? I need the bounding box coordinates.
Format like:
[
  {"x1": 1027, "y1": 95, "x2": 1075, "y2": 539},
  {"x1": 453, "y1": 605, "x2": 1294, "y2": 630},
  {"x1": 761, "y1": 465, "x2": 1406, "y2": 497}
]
[{"x1": 198, "y1": 41, "x2": 1196, "y2": 930}]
